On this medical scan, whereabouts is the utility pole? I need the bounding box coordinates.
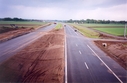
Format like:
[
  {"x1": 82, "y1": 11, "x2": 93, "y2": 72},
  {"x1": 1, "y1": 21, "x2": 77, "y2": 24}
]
[{"x1": 124, "y1": 23, "x2": 127, "y2": 39}]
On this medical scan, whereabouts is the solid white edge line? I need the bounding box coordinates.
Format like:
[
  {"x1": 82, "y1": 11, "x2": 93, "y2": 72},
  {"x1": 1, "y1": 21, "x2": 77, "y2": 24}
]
[
  {"x1": 84, "y1": 62, "x2": 89, "y2": 69},
  {"x1": 87, "y1": 45, "x2": 123, "y2": 83},
  {"x1": 64, "y1": 26, "x2": 68, "y2": 83},
  {"x1": 79, "y1": 51, "x2": 82, "y2": 54}
]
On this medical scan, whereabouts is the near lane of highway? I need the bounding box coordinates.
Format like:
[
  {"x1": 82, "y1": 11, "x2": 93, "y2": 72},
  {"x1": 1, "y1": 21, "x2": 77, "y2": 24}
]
[{"x1": 64, "y1": 25, "x2": 127, "y2": 83}]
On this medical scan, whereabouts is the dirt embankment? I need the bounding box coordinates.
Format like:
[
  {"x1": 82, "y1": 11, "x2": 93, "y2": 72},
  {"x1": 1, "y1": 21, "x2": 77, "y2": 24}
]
[
  {"x1": 0, "y1": 23, "x2": 51, "y2": 43},
  {"x1": 0, "y1": 28, "x2": 65, "y2": 83},
  {"x1": 94, "y1": 41, "x2": 127, "y2": 70},
  {"x1": 0, "y1": 28, "x2": 34, "y2": 43}
]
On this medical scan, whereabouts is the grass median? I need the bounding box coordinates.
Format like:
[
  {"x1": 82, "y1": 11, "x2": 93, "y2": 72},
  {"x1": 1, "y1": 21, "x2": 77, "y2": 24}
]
[{"x1": 55, "y1": 23, "x2": 62, "y2": 30}]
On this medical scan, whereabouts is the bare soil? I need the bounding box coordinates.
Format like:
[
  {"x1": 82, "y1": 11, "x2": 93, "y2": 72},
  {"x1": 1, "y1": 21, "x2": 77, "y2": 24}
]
[
  {"x1": 94, "y1": 40, "x2": 127, "y2": 70},
  {"x1": 0, "y1": 28, "x2": 65, "y2": 83}
]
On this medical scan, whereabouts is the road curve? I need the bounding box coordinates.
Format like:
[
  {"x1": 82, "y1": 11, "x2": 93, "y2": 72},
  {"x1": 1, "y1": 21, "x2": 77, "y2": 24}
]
[
  {"x1": 64, "y1": 25, "x2": 127, "y2": 83},
  {"x1": 0, "y1": 24, "x2": 56, "y2": 63}
]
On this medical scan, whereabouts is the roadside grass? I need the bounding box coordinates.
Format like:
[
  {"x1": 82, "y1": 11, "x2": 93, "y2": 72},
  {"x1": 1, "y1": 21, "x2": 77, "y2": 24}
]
[
  {"x1": 55, "y1": 23, "x2": 62, "y2": 30},
  {"x1": 69, "y1": 23, "x2": 99, "y2": 38},
  {"x1": 80, "y1": 23, "x2": 126, "y2": 36}
]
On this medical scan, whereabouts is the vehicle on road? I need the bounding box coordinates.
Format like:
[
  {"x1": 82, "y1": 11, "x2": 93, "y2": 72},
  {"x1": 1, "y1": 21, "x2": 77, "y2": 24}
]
[{"x1": 74, "y1": 29, "x2": 77, "y2": 32}]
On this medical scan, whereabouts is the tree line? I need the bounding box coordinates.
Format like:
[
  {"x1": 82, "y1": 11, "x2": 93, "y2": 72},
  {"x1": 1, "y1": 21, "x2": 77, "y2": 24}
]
[
  {"x1": 0, "y1": 17, "x2": 28, "y2": 21},
  {"x1": 67, "y1": 19, "x2": 127, "y2": 24}
]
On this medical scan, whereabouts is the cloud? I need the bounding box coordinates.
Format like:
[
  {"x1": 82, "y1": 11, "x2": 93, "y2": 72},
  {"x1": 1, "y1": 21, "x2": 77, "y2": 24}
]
[
  {"x1": 72, "y1": 3, "x2": 127, "y2": 20},
  {"x1": 0, "y1": 0, "x2": 127, "y2": 20}
]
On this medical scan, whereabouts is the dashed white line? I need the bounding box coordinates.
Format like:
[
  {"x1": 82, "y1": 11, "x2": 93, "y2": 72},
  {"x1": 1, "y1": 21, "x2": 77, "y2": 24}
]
[
  {"x1": 75, "y1": 32, "x2": 79, "y2": 36},
  {"x1": 76, "y1": 44, "x2": 78, "y2": 47},
  {"x1": 79, "y1": 51, "x2": 82, "y2": 54},
  {"x1": 84, "y1": 62, "x2": 89, "y2": 69},
  {"x1": 87, "y1": 45, "x2": 123, "y2": 83}
]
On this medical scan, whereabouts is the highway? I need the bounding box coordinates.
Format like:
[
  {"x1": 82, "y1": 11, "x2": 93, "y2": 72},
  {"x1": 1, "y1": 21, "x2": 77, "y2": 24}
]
[
  {"x1": 0, "y1": 24, "x2": 56, "y2": 63},
  {"x1": 64, "y1": 25, "x2": 127, "y2": 83}
]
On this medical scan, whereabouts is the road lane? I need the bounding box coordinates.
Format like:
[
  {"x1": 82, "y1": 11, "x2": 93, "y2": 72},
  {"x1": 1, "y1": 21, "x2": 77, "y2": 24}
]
[
  {"x1": 65, "y1": 25, "x2": 127, "y2": 83},
  {"x1": 0, "y1": 24, "x2": 56, "y2": 63}
]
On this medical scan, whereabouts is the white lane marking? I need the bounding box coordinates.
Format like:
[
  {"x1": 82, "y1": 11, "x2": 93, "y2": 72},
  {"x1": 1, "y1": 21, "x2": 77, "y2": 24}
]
[
  {"x1": 75, "y1": 32, "x2": 79, "y2": 36},
  {"x1": 84, "y1": 62, "x2": 89, "y2": 69},
  {"x1": 87, "y1": 45, "x2": 123, "y2": 83},
  {"x1": 64, "y1": 27, "x2": 68, "y2": 83},
  {"x1": 79, "y1": 51, "x2": 82, "y2": 54},
  {"x1": 76, "y1": 44, "x2": 78, "y2": 47}
]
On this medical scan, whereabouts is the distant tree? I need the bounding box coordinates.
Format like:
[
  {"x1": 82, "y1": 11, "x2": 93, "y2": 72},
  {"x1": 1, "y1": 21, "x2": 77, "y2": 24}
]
[{"x1": 3, "y1": 17, "x2": 12, "y2": 21}]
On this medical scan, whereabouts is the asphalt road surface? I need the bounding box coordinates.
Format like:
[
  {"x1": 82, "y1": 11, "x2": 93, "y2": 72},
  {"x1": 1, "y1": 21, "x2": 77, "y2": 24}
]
[
  {"x1": 0, "y1": 24, "x2": 56, "y2": 64},
  {"x1": 64, "y1": 25, "x2": 127, "y2": 83}
]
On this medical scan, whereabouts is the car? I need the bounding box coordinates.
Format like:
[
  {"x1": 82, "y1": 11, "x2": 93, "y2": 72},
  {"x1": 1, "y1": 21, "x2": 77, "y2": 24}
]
[
  {"x1": 64, "y1": 25, "x2": 66, "y2": 27},
  {"x1": 54, "y1": 22, "x2": 57, "y2": 24},
  {"x1": 74, "y1": 30, "x2": 77, "y2": 32}
]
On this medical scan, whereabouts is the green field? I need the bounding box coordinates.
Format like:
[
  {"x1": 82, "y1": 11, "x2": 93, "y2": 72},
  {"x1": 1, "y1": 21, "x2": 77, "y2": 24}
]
[
  {"x1": 0, "y1": 21, "x2": 48, "y2": 28},
  {"x1": 0, "y1": 21, "x2": 48, "y2": 33},
  {"x1": 0, "y1": 21, "x2": 46, "y2": 25},
  {"x1": 80, "y1": 24, "x2": 124, "y2": 27},
  {"x1": 80, "y1": 24, "x2": 126, "y2": 36},
  {"x1": 94, "y1": 28, "x2": 127, "y2": 36}
]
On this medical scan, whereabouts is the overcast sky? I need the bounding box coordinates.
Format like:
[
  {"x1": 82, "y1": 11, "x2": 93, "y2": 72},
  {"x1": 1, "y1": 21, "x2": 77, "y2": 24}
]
[{"x1": 0, "y1": 0, "x2": 127, "y2": 20}]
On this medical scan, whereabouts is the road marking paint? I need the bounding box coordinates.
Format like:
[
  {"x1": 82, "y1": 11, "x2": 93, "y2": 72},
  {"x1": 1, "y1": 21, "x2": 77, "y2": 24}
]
[
  {"x1": 87, "y1": 45, "x2": 123, "y2": 83},
  {"x1": 76, "y1": 44, "x2": 78, "y2": 47},
  {"x1": 75, "y1": 32, "x2": 79, "y2": 36},
  {"x1": 79, "y1": 51, "x2": 82, "y2": 54},
  {"x1": 64, "y1": 27, "x2": 68, "y2": 83},
  {"x1": 84, "y1": 62, "x2": 89, "y2": 69}
]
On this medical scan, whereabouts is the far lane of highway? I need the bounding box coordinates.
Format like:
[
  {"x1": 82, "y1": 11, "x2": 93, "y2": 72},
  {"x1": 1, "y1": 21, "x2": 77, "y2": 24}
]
[{"x1": 0, "y1": 24, "x2": 56, "y2": 63}]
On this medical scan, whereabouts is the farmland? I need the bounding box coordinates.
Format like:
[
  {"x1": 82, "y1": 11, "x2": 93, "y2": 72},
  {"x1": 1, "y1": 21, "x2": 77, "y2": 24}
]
[
  {"x1": 0, "y1": 21, "x2": 47, "y2": 32},
  {"x1": 0, "y1": 21, "x2": 50, "y2": 42},
  {"x1": 0, "y1": 21, "x2": 46, "y2": 25},
  {"x1": 93, "y1": 28, "x2": 127, "y2": 36},
  {"x1": 80, "y1": 24, "x2": 126, "y2": 36}
]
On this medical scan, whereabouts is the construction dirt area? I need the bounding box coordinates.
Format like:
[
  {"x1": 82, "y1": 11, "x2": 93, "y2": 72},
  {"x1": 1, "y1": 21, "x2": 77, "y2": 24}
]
[
  {"x1": 94, "y1": 40, "x2": 127, "y2": 70},
  {"x1": 0, "y1": 28, "x2": 65, "y2": 83}
]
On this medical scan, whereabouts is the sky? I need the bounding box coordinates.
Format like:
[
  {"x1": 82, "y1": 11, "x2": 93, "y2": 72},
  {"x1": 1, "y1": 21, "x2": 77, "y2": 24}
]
[{"x1": 0, "y1": 0, "x2": 127, "y2": 20}]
